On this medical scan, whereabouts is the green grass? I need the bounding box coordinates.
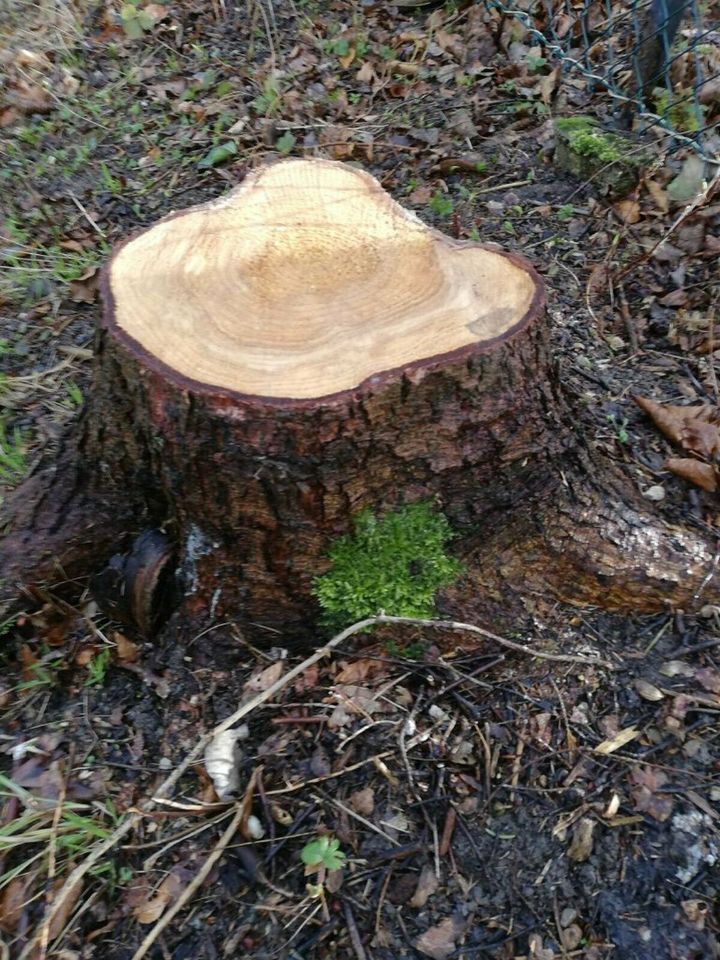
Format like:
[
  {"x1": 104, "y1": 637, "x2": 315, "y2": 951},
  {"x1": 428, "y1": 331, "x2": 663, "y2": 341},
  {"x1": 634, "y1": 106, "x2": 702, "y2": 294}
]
[
  {"x1": 85, "y1": 648, "x2": 111, "y2": 686},
  {"x1": 0, "y1": 773, "x2": 117, "y2": 893},
  {"x1": 0, "y1": 419, "x2": 26, "y2": 482}
]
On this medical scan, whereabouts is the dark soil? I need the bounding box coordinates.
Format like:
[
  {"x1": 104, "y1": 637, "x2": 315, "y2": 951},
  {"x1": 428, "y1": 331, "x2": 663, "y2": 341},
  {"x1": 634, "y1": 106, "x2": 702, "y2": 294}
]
[{"x1": 1, "y1": 1, "x2": 719, "y2": 959}]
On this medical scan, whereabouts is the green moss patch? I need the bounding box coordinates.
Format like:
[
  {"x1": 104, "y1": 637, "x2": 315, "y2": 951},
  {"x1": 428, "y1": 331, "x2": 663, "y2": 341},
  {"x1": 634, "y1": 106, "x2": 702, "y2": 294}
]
[
  {"x1": 314, "y1": 502, "x2": 463, "y2": 628},
  {"x1": 554, "y1": 116, "x2": 647, "y2": 195}
]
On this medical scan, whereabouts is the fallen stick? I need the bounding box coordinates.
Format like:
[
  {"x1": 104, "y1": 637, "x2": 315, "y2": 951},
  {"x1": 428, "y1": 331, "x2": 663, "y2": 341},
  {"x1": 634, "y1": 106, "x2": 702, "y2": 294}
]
[{"x1": 23, "y1": 612, "x2": 611, "y2": 954}]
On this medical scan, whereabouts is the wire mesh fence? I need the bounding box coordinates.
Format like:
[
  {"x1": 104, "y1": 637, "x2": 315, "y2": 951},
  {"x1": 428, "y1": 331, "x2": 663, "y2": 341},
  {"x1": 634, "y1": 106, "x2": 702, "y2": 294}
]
[{"x1": 484, "y1": 0, "x2": 720, "y2": 160}]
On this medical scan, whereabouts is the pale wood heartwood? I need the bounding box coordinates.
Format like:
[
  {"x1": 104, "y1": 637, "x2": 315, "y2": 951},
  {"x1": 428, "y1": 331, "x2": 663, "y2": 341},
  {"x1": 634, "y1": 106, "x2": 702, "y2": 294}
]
[{"x1": 107, "y1": 159, "x2": 537, "y2": 399}]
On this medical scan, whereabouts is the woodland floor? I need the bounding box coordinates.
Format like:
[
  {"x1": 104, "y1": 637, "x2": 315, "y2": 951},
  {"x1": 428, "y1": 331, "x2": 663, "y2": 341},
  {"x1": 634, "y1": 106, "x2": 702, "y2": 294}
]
[{"x1": 1, "y1": 1, "x2": 720, "y2": 959}]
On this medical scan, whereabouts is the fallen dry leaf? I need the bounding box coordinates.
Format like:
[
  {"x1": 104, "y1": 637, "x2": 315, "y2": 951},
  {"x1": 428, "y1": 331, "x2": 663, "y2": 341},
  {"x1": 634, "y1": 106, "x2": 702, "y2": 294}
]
[
  {"x1": 133, "y1": 868, "x2": 188, "y2": 924},
  {"x1": 595, "y1": 726, "x2": 639, "y2": 755},
  {"x1": 0, "y1": 873, "x2": 35, "y2": 933},
  {"x1": 629, "y1": 766, "x2": 674, "y2": 821},
  {"x1": 665, "y1": 458, "x2": 718, "y2": 492},
  {"x1": 613, "y1": 198, "x2": 640, "y2": 224},
  {"x1": 356, "y1": 61, "x2": 376, "y2": 84},
  {"x1": 113, "y1": 631, "x2": 139, "y2": 663},
  {"x1": 658, "y1": 288, "x2": 689, "y2": 307},
  {"x1": 646, "y1": 179, "x2": 669, "y2": 213},
  {"x1": 635, "y1": 397, "x2": 720, "y2": 460},
  {"x1": 243, "y1": 660, "x2": 285, "y2": 694},
  {"x1": 335, "y1": 658, "x2": 387, "y2": 684},
  {"x1": 539, "y1": 66, "x2": 560, "y2": 106},
  {"x1": 529, "y1": 933, "x2": 555, "y2": 960},
  {"x1": 410, "y1": 864, "x2": 439, "y2": 908},
  {"x1": 681, "y1": 899, "x2": 708, "y2": 928},
  {"x1": 567, "y1": 817, "x2": 595, "y2": 862},
  {"x1": 415, "y1": 916, "x2": 462, "y2": 960},
  {"x1": 695, "y1": 667, "x2": 720, "y2": 694},
  {"x1": 635, "y1": 679, "x2": 665, "y2": 701},
  {"x1": 294, "y1": 663, "x2": 319, "y2": 694},
  {"x1": 47, "y1": 875, "x2": 84, "y2": 940},
  {"x1": 560, "y1": 924, "x2": 584, "y2": 951},
  {"x1": 660, "y1": 660, "x2": 696, "y2": 678},
  {"x1": 69, "y1": 268, "x2": 99, "y2": 304},
  {"x1": 349, "y1": 786, "x2": 375, "y2": 816}
]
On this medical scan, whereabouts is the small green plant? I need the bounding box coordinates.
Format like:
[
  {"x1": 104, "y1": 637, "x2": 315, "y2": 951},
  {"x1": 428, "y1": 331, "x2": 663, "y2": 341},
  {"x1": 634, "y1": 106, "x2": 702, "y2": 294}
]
[
  {"x1": 557, "y1": 203, "x2": 575, "y2": 221},
  {"x1": 527, "y1": 54, "x2": 548, "y2": 73},
  {"x1": 65, "y1": 380, "x2": 83, "y2": 408},
  {"x1": 252, "y1": 76, "x2": 283, "y2": 117},
  {"x1": 198, "y1": 141, "x2": 237, "y2": 169},
  {"x1": 386, "y1": 638, "x2": 429, "y2": 659},
  {"x1": 0, "y1": 774, "x2": 120, "y2": 898},
  {"x1": 301, "y1": 835, "x2": 346, "y2": 873},
  {"x1": 86, "y1": 648, "x2": 111, "y2": 686},
  {"x1": 315, "y1": 502, "x2": 463, "y2": 627},
  {"x1": 606, "y1": 413, "x2": 629, "y2": 444},
  {"x1": 120, "y1": 0, "x2": 157, "y2": 40},
  {"x1": 324, "y1": 36, "x2": 350, "y2": 57},
  {"x1": 276, "y1": 131, "x2": 296, "y2": 155},
  {"x1": 0, "y1": 421, "x2": 26, "y2": 483},
  {"x1": 99, "y1": 162, "x2": 122, "y2": 195},
  {"x1": 14, "y1": 658, "x2": 59, "y2": 693},
  {"x1": 428, "y1": 191, "x2": 454, "y2": 217}
]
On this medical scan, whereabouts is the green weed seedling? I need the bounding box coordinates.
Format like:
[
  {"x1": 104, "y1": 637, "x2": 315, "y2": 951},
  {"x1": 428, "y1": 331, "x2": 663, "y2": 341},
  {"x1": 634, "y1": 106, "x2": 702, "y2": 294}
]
[
  {"x1": 301, "y1": 836, "x2": 346, "y2": 873},
  {"x1": 0, "y1": 421, "x2": 26, "y2": 483},
  {"x1": 85, "y1": 648, "x2": 111, "y2": 686},
  {"x1": 429, "y1": 191, "x2": 454, "y2": 217},
  {"x1": 120, "y1": 1, "x2": 159, "y2": 40},
  {"x1": 301, "y1": 836, "x2": 346, "y2": 915},
  {"x1": 314, "y1": 501, "x2": 463, "y2": 627}
]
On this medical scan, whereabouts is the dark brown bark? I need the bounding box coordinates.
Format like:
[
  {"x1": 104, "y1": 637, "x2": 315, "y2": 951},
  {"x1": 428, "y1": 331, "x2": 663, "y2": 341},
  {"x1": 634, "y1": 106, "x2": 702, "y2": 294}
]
[{"x1": 1, "y1": 159, "x2": 718, "y2": 643}]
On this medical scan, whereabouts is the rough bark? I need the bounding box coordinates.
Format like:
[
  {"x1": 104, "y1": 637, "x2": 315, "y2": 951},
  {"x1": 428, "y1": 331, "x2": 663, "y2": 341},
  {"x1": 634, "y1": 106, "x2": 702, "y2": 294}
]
[{"x1": 1, "y1": 158, "x2": 717, "y2": 642}]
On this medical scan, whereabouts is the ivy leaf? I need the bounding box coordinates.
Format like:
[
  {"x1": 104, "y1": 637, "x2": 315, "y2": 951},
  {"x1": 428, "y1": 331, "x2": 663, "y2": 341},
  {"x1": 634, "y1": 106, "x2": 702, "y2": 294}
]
[
  {"x1": 198, "y1": 141, "x2": 237, "y2": 168},
  {"x1": 276, "y1": 131, "x2": 296, "y2": 156},
  {"x1": 122, "y1": 16, "x2": 144, "y2": 40}
]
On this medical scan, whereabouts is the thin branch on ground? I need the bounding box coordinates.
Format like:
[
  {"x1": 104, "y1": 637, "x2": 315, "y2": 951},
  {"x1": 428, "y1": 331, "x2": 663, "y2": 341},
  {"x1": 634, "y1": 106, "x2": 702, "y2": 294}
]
[
  {"x1": 130, "y1": 803, "x2": 245, "y2": 960},
  {"x1": 19, "y1": 615, "x2": 385, "y2": 954},
  {"x1": 614, "y1": 166, "x2": 720, "y2": 283},
  {"x1": 23, "y1": 611, "x2": 612, "y2": 952},
  {"x1": 370, "y1": 615, "x2": 616, "y2": 668}
]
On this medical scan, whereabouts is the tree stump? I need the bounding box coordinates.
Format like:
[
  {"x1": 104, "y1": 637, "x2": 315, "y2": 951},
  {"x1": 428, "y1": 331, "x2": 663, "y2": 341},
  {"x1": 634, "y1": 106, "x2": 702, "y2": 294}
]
[{"x1": 1, "y1": 159, "x2": 717, "y2": 642}]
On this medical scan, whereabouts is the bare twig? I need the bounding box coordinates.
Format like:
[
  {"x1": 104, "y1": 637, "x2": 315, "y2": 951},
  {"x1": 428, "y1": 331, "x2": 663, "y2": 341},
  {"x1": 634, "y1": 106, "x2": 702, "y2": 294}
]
[
  {"x1": 370, "y1": 615, "x2": 616, "y2": 669},
  {"x1": 613, "y1": 166, "x2": 720, "y2": 283},
  {"x1": 343, "y1": 900, "x2": 369, "y2": 960},
  {"x1": 130, "y1": 804, "x2": 245, "y2": 960},
  {"x1": 68, "y1": 193, "x2": 106, "y2": 238},
  {"x1": 37, "y1": 745, "x2": 74, "y2": 960},
  {"x1": 20, "y1": 616, "x2": 386, "y2": 955},
  {"x1": 26, "y1": 612, "x2": 609, "y2": 953}
]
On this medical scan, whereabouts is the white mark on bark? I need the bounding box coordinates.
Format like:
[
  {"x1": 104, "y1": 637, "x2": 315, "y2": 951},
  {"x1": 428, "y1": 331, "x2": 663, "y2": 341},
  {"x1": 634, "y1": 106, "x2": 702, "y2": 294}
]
[{"x1": 183, "y1": 524, "x2": 214, "y2": 593}]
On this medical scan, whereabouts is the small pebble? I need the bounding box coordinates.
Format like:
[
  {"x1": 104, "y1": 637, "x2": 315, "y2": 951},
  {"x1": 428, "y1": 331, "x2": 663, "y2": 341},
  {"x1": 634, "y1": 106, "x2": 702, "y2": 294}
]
[{"x1": 643, "y1": 485, "x2": 666, "y2": 502}]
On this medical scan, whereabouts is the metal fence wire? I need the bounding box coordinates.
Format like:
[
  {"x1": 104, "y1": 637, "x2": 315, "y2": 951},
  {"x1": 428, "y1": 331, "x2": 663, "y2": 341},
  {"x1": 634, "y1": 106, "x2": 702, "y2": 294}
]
[{"x1": 484, "y1": 0, "x2": 720, "y2": 160}]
